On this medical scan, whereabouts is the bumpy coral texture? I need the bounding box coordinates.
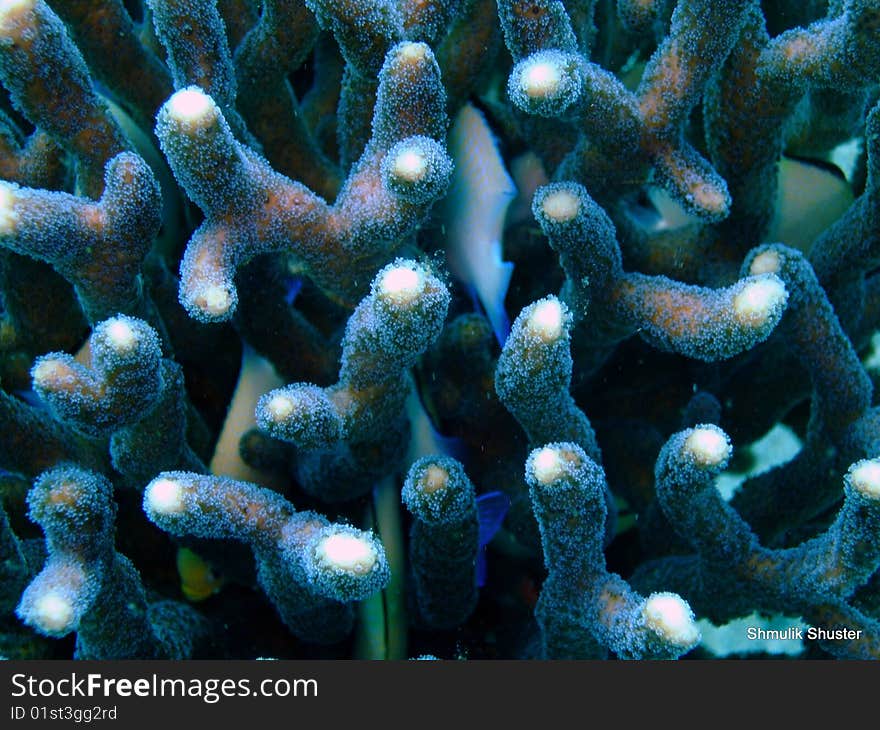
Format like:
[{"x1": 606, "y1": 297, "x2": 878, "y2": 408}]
[{"x1": 0, "y1": 0, "x2": 879, "y2": 660}]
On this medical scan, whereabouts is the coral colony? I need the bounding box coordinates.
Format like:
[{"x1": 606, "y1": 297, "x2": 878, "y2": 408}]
[{"x1": 1, "y1": 0, "x2": 880, "y2": 662}]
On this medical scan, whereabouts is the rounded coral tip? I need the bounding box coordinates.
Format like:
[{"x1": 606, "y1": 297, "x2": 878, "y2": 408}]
[
  {"x1": 749, "y1": 249, "x2": 781, "y2": 276},
  {"x1": 265, "y1": 393, "x2": 295, "y2": 423},
  {"x1": 32, "y1": 591, "x2": 75, "y2": 634},
  {"x1": 684, "y1": 426, "x2": 731, "y2": 467},
  {"x1": 145, "y1": 477, "x2": 186, "y2": 515},
  {"x1": 643, "y1": 592, "x2": 700, "y2": 648},
  {"x1": 531, "y1": 447, "x2": 566, "y2": 485},
  {"x1": 541, "y1": 188, "x2": 581, "y2": 223},
  {"x1": 418, "y1": 465, "x2": 450, "y2": 495},
  {"x1": 314, "y1": 532, "x2": 379, "y2": 576},
  {"x1": 382, "y1": 137, "x2": 451, "y2": 203},
  {"x1": 390, "y1": 146, "x2": 429, "y2": 184},
  {"x1": 31, "y1": 358, "x2": 64, "y2": 387},
  {"x1": 848, "y1": 459, "x2": 880, "y2": 500},
  {"x1": 104, "y1": 318, "x2": 139, "y2": 354},
  {"x1": 196, "y1": 284, "x2": 232, "y2": 317},
  {"x1": 378, "y1": 264, "x2": 425, "y2": 306},
  {"x1": 509, "y1": 52, "x2": 582, "y2": 116},
  {"x1": 303, "y1": 526, "x2": 390, "y2": 601},
  {"x1": 520, "y1": 59, "x2": 562, "y2": 100},
  {"x1": 164, "y1": 88, "x2": 218, "y2": 129},
  {"x1": 733, "y1": 276, "x2": 787, "y2": 326},
  {"x1": 0, "y1": 182, "x2": 18, "y2": 235},
  {"x1": 690, "y1": 183, "x2": 728, "y2": 218},
  {"x1": 527, "y1": 298, "x2": 565, "y2": 342},
  {"x1": 0, "y1": 0, "x2": 35, "y2": 28},
  {"x1": 397, "y1": 41, "x2": 428, "y2": 63}
]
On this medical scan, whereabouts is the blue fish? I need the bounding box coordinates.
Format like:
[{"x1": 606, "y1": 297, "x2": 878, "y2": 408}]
[
  {"x1": 14, "y1": 390, "x2": 45, "y2": 409},
  {"x1": 283, "y1": 275, "x2": 304, "y2": 306},
  {"x1": 475, "y1": 490, "x2": 510, "y2": 588}
]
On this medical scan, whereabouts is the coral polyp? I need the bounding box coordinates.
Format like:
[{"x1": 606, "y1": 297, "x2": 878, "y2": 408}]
[{"x1": 0, "y1": 0, "x2": 878, "y2": 661}]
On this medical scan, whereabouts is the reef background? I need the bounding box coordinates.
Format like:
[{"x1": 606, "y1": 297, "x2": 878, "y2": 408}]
[{"x1": 1, "y1": 0, "x2": 880, "y2": 660}]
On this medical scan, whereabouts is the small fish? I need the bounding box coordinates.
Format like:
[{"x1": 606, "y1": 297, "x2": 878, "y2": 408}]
[
  {"x1": 624, "y1": 186, "x2": 698, "y2": 232},
  {"x1": 475, "y1": 490, "x2": 510, "y2": 588},
  {"x1": 624, "y1": 157, "x2": 854, "y2": 256},
  {"x1": 176, "y1": 546, "x2": 225, "y2": 602},
  {"x1": 445, "y1": 103, "x2": 517, "y2": 347},
  {"x1": 770, "y1": 156, "x2": 853, "y2": 253},
  {"x1": 405, "y1": 389, "x2": 466, "y2": 465},
  {"x1": 283, "y1": 275, "x2": 304, "y2": 306},
  {"x1": 13, "y1": 390, "x2": 45, "y2": 409}
]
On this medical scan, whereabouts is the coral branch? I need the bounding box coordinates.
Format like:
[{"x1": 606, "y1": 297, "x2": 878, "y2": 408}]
[{"x1": 144, "y1": 470, "x2": 389, "y2": 643}]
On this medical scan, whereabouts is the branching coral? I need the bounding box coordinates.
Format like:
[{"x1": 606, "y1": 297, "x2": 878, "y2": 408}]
[
  {"x1": 402, "y1": 455, "x2": 479, "y2": 629},
  {"x1": 255, "y1": 259, "x2": 450, "y2": 501},
  {"x1": 143, "y1": 470, "x2": 389, "y2": 644},
  {"x1": 633, "y1": 425, "x2": 880, "y2": 659},
  {"x1": 18, "y1": 464, "x2": 202, "y2": 659},
  {"x1": 157, "y1": 39, "x2": 451, "y2": 321},
  {"x1": 525, "y1": 441, "x2": 699, "y2": 659},
  {"x1": 0, "y1": 0, "x2": 878, "y2": 661}
]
